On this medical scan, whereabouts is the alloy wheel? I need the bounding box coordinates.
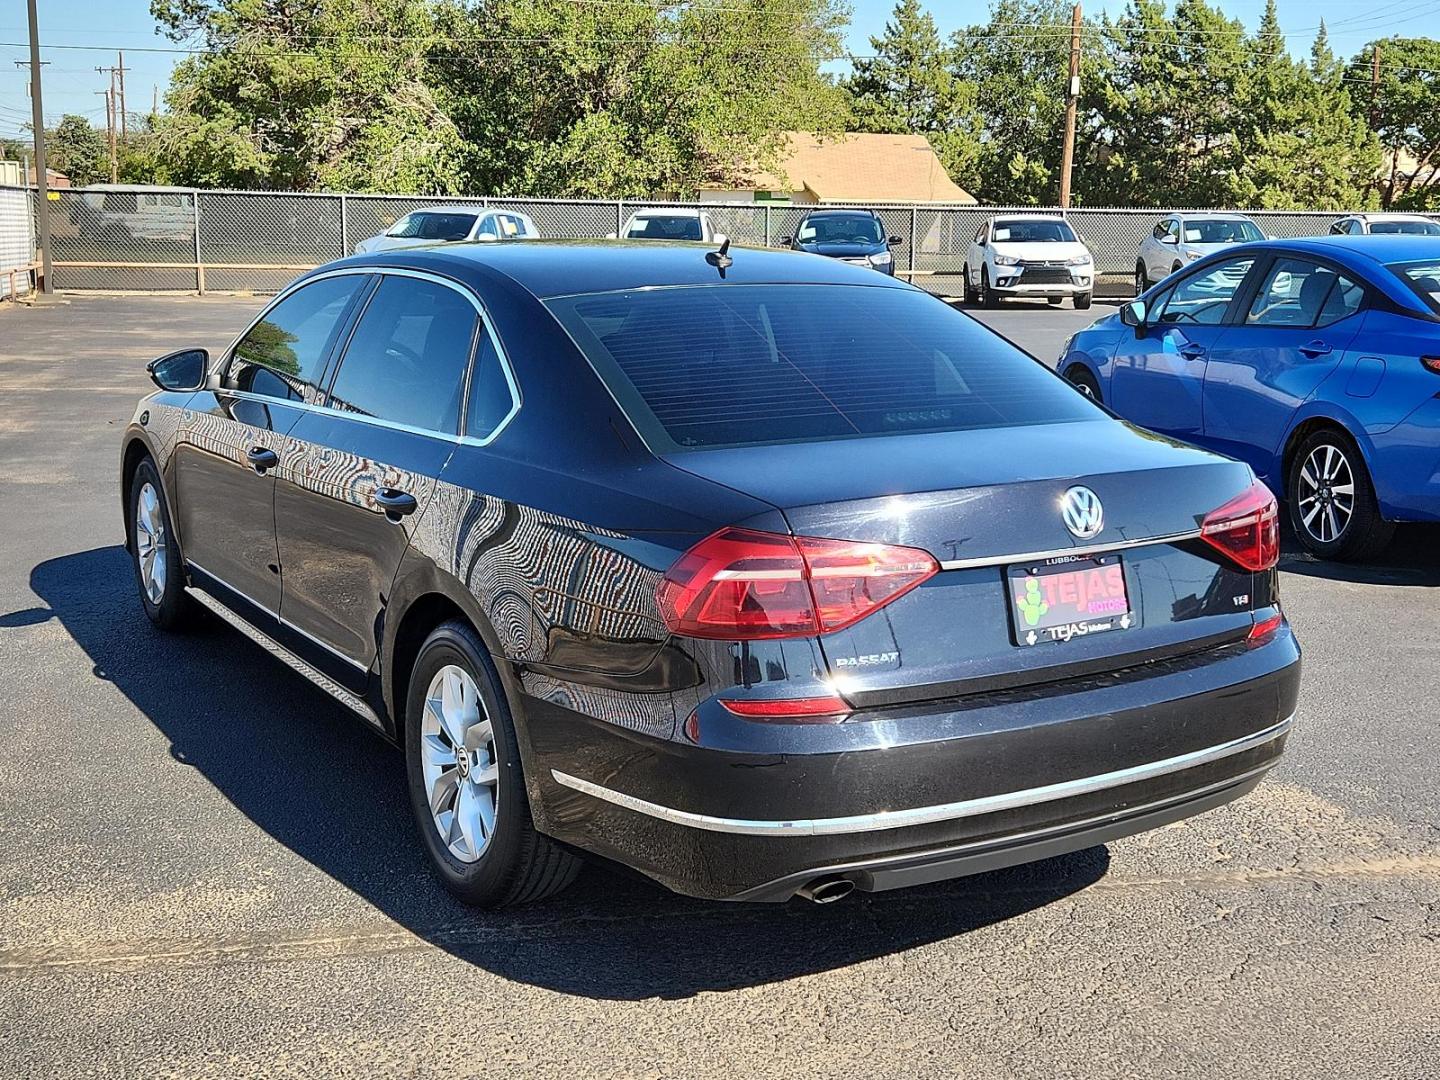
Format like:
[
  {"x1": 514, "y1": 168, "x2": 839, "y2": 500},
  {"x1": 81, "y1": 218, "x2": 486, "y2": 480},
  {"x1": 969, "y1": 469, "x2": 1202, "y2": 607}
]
[
  {"x1": 135, "y1": 482, "x2": 168, "y2": 605},
  {"x1": 420, "y1": 664, "x2": 499, "y2": 863},
  {"x1": 1296, "y1": 443, "x2": 1355, "y2": 544}
]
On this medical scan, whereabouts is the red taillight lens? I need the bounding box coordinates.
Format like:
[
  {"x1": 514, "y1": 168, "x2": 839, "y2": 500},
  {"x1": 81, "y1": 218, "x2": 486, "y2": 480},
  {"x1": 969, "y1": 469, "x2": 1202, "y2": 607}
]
[
  {"x1": 657, "y1": 527, "x2": 938, "y2": 639},
  {"x1": 719, "y1": 695, "x2": 852, "y2": 722},
  {"x1": 1199, "y1": 481, "x2": 1280, "y2": 572},
  {"x1": 1247, "y1": 609, "x2": 1285, "y2": 645},
  {"x1": 1421, "y1": 356, "x2": 1440, "y2": 374}
]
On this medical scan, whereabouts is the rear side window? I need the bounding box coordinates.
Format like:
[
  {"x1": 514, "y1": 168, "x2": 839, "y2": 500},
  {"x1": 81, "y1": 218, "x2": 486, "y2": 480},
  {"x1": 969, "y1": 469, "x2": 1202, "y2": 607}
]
[
  {"x1": 1246, "y1": 258, "x2": 1363, "y2": 328},
  {"x1": 465, "y1": 329, "x2": 519, "y2": 441},
  {"x1": 1390, "y1": 259, "x2": 1440, "y2": 314},
  {"x1": 326, "y1": 276, "x2": 478, "y2": 433},
  {"x1": 229, "y1": 275, "x2": 366, "y2": 401},
  {"x1": 547, "y1": 284, "x2": 1099, "y2": 451}
]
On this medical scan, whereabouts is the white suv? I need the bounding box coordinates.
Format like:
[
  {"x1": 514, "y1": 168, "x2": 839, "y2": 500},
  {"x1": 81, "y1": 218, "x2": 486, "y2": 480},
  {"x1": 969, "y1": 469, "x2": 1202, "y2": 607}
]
[
  {"x1": 964, "y1": 215, "x2": 1094, "y2": 309},
  {"x1": 1136, "y1": 213, "x2": 1265, "y2": 293},
  {"x1": 1329, "y1": 213, "x2": 1440, "y2": 236}
]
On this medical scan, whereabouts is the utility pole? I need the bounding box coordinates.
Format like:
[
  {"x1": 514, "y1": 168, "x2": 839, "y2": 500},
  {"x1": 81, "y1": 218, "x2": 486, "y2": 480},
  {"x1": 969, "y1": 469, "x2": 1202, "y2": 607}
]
[
  {"x1": 116, "y1": 51, "x2": 128, "y2": 142},
  {"x1": 25, "y1": 0, "x2": 53, "y2": 294},
  {"x1": 97, "y1": 89, "x2": 116, "y2": 183},
  {"x1": 1058, "y1": 2, "x2": 1082, "y2": 209}
]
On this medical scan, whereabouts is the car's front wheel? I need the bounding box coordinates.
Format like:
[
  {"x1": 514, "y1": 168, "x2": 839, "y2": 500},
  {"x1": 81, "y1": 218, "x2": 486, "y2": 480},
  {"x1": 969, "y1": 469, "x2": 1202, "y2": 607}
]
[
  {"x1": 962, "y1": 266, "x2": 978, "y2": 305},
  {"x1": 1286, "y1": 429, "x2": 1394, "y2": 561},
  {"x1": 128, "y1": 457, "x2": 196, "y2": 630},
  {"x1": 981, "y1": 267, "x2": 999, "y2": 308},
  {"x1": 1065, "y1": 366, "x2": 1102, "y2": 402},
  {"x1": 405, "y1": 620, "x2": 581, "y2": 908},
  {"x1": 1135, "y1": 263, "x2": 1148, "y2": 295},
  {"x1": 1074, "y1": 292, "x2": 1092, "y2": 310}
]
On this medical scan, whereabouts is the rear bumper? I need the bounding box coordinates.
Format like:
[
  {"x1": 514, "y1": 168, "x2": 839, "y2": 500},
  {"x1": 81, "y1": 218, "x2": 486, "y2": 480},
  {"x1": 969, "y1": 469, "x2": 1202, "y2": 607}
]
[{"x1": 525, "y1": 631, "x2": 1300, "y2": 901}]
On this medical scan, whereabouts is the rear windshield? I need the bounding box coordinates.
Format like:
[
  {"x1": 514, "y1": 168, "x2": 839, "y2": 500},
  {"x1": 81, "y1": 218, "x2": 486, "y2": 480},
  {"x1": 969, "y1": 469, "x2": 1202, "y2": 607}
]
[
  {"x1": 992, "y1": 219, "x2": 1076, "y2": 243},
  {"x1": 1370, "y1": 219, "x2": 1440, "y2": 235},
  {"x1": 797, "y1": 215, "x2": 885, "y2": 245},
  {"x1": 547, "y1": 284, "x2": 1099, "y2": 450},
  {"x1": 388, "y1": 212, "x2": 477, "y2": 240},
  {"x1": 625, "y1": 215, "x2": 702, "y2": 241},
  {"x1": 1390, "y1": 259, "x2": 1440, "y2": 314}
]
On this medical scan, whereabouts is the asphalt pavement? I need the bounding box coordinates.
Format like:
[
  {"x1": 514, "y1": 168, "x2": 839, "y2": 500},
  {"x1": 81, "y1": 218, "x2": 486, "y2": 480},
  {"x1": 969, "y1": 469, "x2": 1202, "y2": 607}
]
[{"x1": 1, "y1": 294, "x2": 1436, "y2": 1079}]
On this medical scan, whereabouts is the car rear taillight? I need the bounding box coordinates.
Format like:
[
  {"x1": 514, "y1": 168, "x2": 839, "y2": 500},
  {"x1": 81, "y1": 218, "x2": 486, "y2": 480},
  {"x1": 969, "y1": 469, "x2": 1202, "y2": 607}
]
[
  {"x1": 1200, "y1": 481, "x2": 1280, "y2": 571},
  {"x1": 1247, "y1": 608, "x2": 1285, "y2": 646},
  {"x1": 719, "y1": 695, "x2": 852, "y2": 722},
  {"x1": 1422, "y1": 356, "x2": 1440, "y2": 374},
  {"x1": 657, "y1": 526, "x2": 938, "y2": 640}
]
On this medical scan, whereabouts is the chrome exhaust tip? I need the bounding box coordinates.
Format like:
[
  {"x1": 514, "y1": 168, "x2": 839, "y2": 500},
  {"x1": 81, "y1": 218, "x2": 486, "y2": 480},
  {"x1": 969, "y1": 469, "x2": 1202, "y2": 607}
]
[{"x1": 795, "y1": 876, "x2": 855, "y2": 904}]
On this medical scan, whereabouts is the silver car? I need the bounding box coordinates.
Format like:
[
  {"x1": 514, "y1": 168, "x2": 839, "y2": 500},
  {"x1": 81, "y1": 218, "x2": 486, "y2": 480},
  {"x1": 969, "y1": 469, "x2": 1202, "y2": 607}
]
[
  {"x1": 355, "y1": 207, "x2": 540, "y2": 253},
  {"x1": 1135, "y1": 213, "x2": 1265, "y2": 293}
]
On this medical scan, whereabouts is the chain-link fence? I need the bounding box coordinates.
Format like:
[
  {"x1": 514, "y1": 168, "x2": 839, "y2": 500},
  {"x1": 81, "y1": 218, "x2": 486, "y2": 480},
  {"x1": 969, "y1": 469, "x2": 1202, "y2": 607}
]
[
  {"x1": 0, "y1": 185, "x2": 36, "y2": 300},
  {"x1": 32, "y1": 187, "x2": 1440, "y2": 297}
]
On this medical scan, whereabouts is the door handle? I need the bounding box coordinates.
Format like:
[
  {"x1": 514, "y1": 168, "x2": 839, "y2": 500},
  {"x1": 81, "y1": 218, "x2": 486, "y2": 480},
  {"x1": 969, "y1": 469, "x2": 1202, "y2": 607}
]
[
  {"x1": 1299, "y1": 340, "x2": 1332, "y2": 358},
  {"x1": 1178, "y1": 343, "x2": 1207, "y2": 360},
  {"x1": 245, "y1": 446, "x2": 279, "y2": 474},
  {"x1": 375, "y1": 487, "x2": 419, "y2": 522}
]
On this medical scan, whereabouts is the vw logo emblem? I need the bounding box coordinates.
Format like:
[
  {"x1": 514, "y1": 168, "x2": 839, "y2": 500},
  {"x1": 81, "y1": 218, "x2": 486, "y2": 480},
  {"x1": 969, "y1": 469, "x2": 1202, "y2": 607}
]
[{"x1": 1060, "y1": 486, "x2": 1104, "y2": 540}]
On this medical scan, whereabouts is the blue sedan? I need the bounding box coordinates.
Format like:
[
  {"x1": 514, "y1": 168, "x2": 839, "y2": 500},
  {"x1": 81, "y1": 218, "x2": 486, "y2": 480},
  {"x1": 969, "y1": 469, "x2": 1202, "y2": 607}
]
[{"x1": 1059, "y1": 235, "x2": 1440, "y2": 560}]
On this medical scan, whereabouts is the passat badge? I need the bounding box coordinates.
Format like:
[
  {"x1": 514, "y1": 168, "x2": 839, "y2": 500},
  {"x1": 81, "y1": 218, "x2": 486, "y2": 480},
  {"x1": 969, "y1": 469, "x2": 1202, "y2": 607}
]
[{"x1": 1060, "y1": 486, "x2": 1104, "y2": 540}]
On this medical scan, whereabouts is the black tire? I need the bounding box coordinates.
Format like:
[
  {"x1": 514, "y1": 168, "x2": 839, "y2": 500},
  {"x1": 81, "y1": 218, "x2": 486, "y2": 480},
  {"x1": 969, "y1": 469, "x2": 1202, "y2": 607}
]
[
  {"x1": 981, "y1": 266, "x2": 999, "y2": 308},
  {"x1": 962, "y1": 266, "x2": 977, "y2": 305},
  {"x1": 1074, "y1": 292, "x2": 1092, "y2": 310},
  {"x1": 1066, "y1": 366, "x2": 1102, "y2": 402},
  {"x1": 128, "y1": 457, "x2": 197, "y2": 631},
  {"x1": 404, "y1": 620, "x2": 581, "y2": 908},
  {"x1": 1286, "y1": 428, "x2": 1394, "y2": 562},
  {"x1": 1172, "y1": 262, "x2": 1183, "y2": 276},
  {"x1": 1135, "y1": 263, "x2": 1148, "y2": 296}
]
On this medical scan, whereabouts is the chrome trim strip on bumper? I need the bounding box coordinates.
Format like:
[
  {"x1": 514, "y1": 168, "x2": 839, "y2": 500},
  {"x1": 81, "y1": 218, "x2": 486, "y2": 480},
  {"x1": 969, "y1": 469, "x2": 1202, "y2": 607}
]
[
  {"x1": 938, "y1": 529, "x2": 1203, "y2": 571},
  {"x1": 185, "y1": 586, "x2": 385, "y2": 730},
  {"x1": 550, "y1": 713, "x2": 1292, "y2": 837}
]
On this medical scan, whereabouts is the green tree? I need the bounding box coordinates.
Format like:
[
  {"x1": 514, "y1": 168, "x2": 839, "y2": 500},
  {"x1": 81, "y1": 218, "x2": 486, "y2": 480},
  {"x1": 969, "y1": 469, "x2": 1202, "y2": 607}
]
[
  {"x1": 45, "y1": 115, "x2": 109, "y2": 186},
  {"x1": 843, "y1": 0, "x2": 981, "y2": 191},
  {"x1": 1348, "y1": 37, "x2": 1440, "y2": 209}
]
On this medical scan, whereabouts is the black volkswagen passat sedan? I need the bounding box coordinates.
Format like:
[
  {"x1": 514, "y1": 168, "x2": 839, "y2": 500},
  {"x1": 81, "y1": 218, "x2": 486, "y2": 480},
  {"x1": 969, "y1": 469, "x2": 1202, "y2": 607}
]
[{"x1": 122, "y1": 241, "x2": 1300, "y2": 907}]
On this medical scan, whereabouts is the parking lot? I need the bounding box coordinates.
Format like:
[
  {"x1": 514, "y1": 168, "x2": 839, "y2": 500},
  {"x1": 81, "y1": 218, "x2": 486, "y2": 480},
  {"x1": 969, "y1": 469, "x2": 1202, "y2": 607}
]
[{"x1": 2, "y1": 293, "x2": 1437, "y2": 1079}]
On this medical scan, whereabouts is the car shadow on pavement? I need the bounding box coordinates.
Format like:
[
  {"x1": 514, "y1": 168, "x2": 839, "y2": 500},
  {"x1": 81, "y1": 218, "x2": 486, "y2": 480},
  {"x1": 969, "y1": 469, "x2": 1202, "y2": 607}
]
[
  {"x1": 1278, "y1": 523, "x2": 1440, "y2": 588},
  {"x1": 28, "y1": 545, "x2": 1110, "y2": 1000}
]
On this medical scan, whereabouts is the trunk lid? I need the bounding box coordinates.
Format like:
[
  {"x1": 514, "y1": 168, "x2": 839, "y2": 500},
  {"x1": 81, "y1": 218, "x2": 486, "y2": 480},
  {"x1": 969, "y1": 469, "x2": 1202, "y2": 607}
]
[{"x1": 666, "y1": 420, "x2": 1264, "y2": 703}]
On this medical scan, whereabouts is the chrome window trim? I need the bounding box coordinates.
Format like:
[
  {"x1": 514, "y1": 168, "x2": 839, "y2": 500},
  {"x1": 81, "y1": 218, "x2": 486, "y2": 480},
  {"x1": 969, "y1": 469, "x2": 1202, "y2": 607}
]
[
  {"x1": 188, "y1": 559, "x2": 369, "y2": 672},
  {"x1": 936, "y1": 528, "x2": 1203, "y2": 571},
  {"x1": 550, "y1": 713, "x2": 1292, "y2": 838},
  {"x1": 215, "y1": 266, "x2": 522, "y2": 447}
]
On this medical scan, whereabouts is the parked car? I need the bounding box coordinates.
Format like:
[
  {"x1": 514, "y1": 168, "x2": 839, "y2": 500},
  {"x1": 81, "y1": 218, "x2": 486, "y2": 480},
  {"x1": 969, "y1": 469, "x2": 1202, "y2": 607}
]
[
  {"x1": 964, "y1": 214, "x2": 1094, "y2": 308},
  {"x1": 1329, "y1": 213, "x2": 1440, "y2": 237},
  {"x1": 612, "y1": 207, "x2": 717, "y2": 242},
  {"x1": 1059, "y1": 235, "x2": 1440, "y2": 561},
  {"x1": 123, "y1": 242, "x2": 1299, "y2": 908},
  {"x1": 354, "y1": 207, "x2": 540, "y2": 253},
  {"x1": 783, "y1": 208, "x2": 901, "y2": 275},
  {"x1": 1136, "y1": 213, "x2": 1266, "y2": 293}
]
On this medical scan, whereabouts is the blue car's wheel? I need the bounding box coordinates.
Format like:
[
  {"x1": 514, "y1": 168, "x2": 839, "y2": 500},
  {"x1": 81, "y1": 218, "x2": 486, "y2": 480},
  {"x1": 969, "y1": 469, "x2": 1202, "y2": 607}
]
[{"x1": 1286, "y1": 429, "x2": 1394, "y2": 562}]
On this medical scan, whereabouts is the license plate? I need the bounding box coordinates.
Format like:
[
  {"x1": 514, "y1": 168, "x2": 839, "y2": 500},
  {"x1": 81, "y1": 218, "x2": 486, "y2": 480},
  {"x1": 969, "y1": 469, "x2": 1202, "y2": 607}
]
[{"x1": 1007, "y1": 554, "x2": 1134, "y2": 647}]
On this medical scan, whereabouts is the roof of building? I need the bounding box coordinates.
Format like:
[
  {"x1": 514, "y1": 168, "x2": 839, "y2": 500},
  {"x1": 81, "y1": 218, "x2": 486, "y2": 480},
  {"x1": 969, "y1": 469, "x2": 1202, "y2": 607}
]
[{"x1": 708, "y1": 132, "x2": 975, "y2": 204}]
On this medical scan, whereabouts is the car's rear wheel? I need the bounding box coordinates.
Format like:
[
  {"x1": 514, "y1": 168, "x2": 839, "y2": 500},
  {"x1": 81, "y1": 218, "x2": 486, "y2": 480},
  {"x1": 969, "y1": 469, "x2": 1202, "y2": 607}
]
[
  {"x1": 405, "y1": 620, "x2": 581, "y2": 908},
  {"x1": 1135, "y1": 263, "x2": 1148, "y2": 295},
  {"x1": 1286, "y1": 429, "x2": 1394, "y2": 562},
  {"x1": 128, "y1": 458, "x2": 197, "y2": 631},
  {"x1": 981, "y1": 267, "x2": 999, "y2": 308},
  {"x1": 1074, "y1": 292, "x2": 1092, "y2": 310},
  {"x1": 1065, "y1": 366, "x2": 1102, "y2": 402}
]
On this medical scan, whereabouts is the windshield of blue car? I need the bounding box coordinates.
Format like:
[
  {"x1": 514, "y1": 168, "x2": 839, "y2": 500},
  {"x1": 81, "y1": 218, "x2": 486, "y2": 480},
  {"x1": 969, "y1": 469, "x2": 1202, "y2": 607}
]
[
  {"x1": 1370, "y1": 220, "x2": 1440, "y2": 235},
  {"x1": 548, "y1": 284, "x2": 1099, "y2": 450},
  {"x1": 1182, "y1": 219, "x2": 1264, "y2": 244},
  {"x1": 1390, "y1": 260, "x2": 1440, "y2": 314},
  {"x1": 797, "y1": 216, "x2": 885, "y2": 245},
  {"x1": 387, "y1": 213, "x2": 478, "y2": 241},
  {"x1": 991, "y1": 220, "x2": 1077, "y2": 243},
  {"x1": 624, "y1": 215, "x2": 703, "y2": 240}
]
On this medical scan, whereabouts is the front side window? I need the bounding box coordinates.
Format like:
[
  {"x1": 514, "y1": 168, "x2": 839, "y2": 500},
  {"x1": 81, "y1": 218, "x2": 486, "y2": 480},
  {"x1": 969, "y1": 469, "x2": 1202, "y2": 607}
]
[
  {"x1": 991, "y1": 219, "x2": 1077, "y2": 243},
  {"x1": 1247, "y1": 258, "x2": 1363, "y2": 328},
  {"x1": 326, "y1": 276, "x2": 478, "y2": 433},
  {"x1": 548, "y1": 284, "x2": 1100, "y2": 451},
  {"x1": 387, "y1": 212, "x2": 478, "y2": 241},
  {"x1": 1157, "y1": 257, "x2": 1256, "y2": 326},
  {"x1": 229, "y1": 275, "x2": 367, "y2": 401},
  {"x1": 1152, "y1": 222, "x2": 1168, "y2": 239}
]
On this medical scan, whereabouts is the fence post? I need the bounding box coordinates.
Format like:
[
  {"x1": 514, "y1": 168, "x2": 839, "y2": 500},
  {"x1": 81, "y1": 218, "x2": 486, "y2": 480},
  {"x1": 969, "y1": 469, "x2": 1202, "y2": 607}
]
[
  {"x1": 192, "y1": 191, "x2": 204, "y2": 295},
  {"x1": 339, "y1": 193, "x2": 348, "y2": 258},
  {"x1": 909, "y1": 206, "x2": 918, "y2": 278},
  {"x1": 764, "y1": 204, "x2": 772, "y2": 247},
  {"x1": 616, "y1": 200, "x2": 624, "y2": 237}
]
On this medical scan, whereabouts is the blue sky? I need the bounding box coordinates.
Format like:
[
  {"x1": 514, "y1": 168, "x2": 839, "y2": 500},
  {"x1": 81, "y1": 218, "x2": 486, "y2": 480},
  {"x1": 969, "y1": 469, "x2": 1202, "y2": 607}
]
[{"x1": 1, "y1": 0, "x2": 1433, "y2": 146}]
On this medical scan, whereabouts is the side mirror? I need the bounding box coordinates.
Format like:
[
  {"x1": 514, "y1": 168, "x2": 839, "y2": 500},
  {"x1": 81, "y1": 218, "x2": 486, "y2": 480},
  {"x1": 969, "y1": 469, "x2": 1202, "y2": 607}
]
[
  {"x1": 1119, "y1": 300, "x2": 1147, "y2": 331},
  {"x1": 976, "y1": 237, "x2": 986, "y2": 248},
  {"x1": 147, "y1": 348, "x2": 209, "y2": 392},
  {"x1": 888, "y1": 235, "x2": 904, "y2": 246},
  {"x1": 474, "y1": 231, "x2": 498, "y2": 242},
  {"x1": 1162, "y1": 233, "x2": 1179, "y2": 245}
]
